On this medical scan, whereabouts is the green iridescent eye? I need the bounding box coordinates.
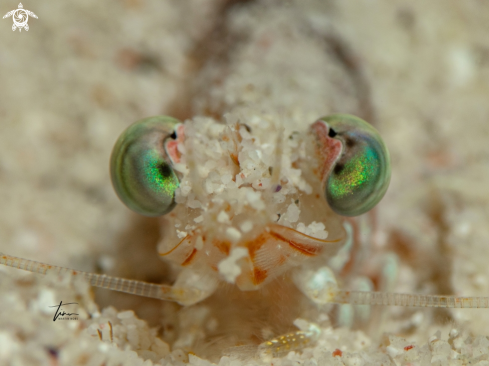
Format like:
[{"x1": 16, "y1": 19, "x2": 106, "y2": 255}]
[
  {"x1": 321, "y1": 114, "x2": 391, "y2": 217},
  {"x1": 110, "y1": 116, "x2": 181, "y2": 217}
]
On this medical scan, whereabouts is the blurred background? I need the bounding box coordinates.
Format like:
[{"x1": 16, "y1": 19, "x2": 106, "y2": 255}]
[{"x1": 1, "y1": 0, "x2": 489, "y2": 338}]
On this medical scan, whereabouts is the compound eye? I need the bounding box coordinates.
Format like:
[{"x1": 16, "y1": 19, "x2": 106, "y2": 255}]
[
  {"x1": 322, "y1": 114, "x2": 391, "y2": 217},
  {"x1": 110, "y1": 116, "x2": 181, "y2": 217}
]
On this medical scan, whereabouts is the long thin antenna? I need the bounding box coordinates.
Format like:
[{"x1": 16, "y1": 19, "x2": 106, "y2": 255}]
[
  {"x1": 331, "y1": 290, "x2": 489, "y2": 309},
  {"x1": 3, "y1": 253, "x2": 489, "y2": 309},
  {"x1": 0, "y1": 253, "x2": 201, "y2": 303}
]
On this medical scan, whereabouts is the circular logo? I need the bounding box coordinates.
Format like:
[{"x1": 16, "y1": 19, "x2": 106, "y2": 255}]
[{"x1": 12, "y1": 9, "x2": 28, "y2": 28}]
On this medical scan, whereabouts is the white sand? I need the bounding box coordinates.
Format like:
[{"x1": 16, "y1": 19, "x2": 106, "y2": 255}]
[{"x1": 1, "y1": 0, "x2": 489, "y2": 365}]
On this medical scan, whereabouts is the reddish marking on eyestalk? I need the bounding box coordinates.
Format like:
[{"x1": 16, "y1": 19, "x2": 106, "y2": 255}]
[
  {"x1": 404, "y1": 345, "x2": 414, "y2": 351},
  {"x1": 310, "y1": 120, "x2": 343, "y2": 182},
  {"x1": 181, "y1": 248, "x2": 198, "y2": 266},
  {"x1": 165, "y1": 140, "x2": 181, "y2": 163},
  {"x1": 214, "y1": 240, "x2": 231, "y2": 255},
  {"x1": 176, "y1": 124, "x2": 185, "y2": 139},
  {"x1": 332, "y1": 349, "x2": 342, "y2": 357},
  {"x1": 269, "y1": 231, "x2": 321, "y2": 256},
  {"x1": 165, "y1": 124, "x2": 185, "y2": 164},
  {"x1": 253, "y1": 267, "x2": 268, "y2": 285}
]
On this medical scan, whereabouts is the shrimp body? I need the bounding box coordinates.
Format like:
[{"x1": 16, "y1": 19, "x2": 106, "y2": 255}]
[
  {"x1": 157, "y1": 112, "x2": 346, "y2": 294},
  {"x1": 0, "y1": 0, "x2": 393, "y2": 357},
  {"x1": 152, "y1": 0, "x2": 379, "y2": 300},
  {"x1": 104, "y1": 100, "x2": 391, "y2": 353}
]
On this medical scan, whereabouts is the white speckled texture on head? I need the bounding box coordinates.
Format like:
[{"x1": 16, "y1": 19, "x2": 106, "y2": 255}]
[{"x1": 1, "y1": 0, "x2": 489, "y2": 364}]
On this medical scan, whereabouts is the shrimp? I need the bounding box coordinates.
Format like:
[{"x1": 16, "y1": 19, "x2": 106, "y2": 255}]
[
  {"x1": 1, "y1": 111, "x2": 391, "y2": 356},
  {"x1": 0, "y1": 0, "x2": 487, "y2": 363},
  {"x1": 2, "y1": 108, "x2": 489, "y2": 360}
]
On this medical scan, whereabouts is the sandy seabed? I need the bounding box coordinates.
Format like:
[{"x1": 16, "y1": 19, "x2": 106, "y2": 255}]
[{"x1": 1, "y1": 0, "x2": 489, "y2": 365}]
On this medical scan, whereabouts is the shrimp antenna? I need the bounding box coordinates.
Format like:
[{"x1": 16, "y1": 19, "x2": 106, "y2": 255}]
[
  {"x1": 2, "y1": 253, "x2": 489, "y2": 309},
  {"x1": 0, "y1": 253, "x2": 201, "y2": 303},
  {"x1": 330, "y1": 290, "x2": 489, "y2": 309}
]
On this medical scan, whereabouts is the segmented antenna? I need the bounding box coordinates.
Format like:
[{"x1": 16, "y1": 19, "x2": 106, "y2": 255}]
[
  {"x1": 331, "y1": 290, "x2": 489, "y2": 309},
  {"x1": 3, "y1": 253, "x2": 489, "y2": 308},
  {"x1": 0, "y1": 253, "x2": 201, "y2": 303}
]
